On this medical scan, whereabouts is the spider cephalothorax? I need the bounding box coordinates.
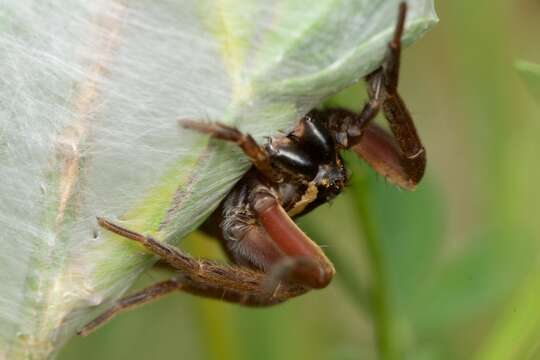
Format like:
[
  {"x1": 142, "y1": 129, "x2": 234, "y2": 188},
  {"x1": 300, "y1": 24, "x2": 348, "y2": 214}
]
[{"x1": 80, "y1": 2, "x2": 425, "y2": 336}]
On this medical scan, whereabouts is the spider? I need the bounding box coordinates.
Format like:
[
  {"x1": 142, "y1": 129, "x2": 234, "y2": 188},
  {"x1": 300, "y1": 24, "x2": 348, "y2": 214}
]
[{"x1": 79, "y1": 2, "x2": 425, "y2": 336}]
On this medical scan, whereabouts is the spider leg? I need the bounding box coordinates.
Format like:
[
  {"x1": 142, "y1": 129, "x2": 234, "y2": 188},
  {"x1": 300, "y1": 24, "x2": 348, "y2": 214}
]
[
  {"x1": 78, "y1": 279, "x2": 181, "y2": 336},
  {"x1": 79, "y1": 218, "x2": 308, "y2": 336},
  {"x1": 382, "y1": 1, "x2": 407, "y2": 91},
  {"x1": 179, "y1": 120, "x2": 280, "y2": 182},
  {"x1": 219, "y1": 211, "x2": 334, "y2": 293},
  {"x1": 96, "y1": 218, "x2": 309, "y2": 298},
  {"x1": 326, "y1": 2, "x2": 425, "y2": 190},
  {"x1": 78, "y1": 272, "x2": 307, "y2": 336},
  {"x1": 359, "y1": 2, "x2": 425, "y2": 189},
  {"x1": 247, "y1": 188, "x2": 336, "y2": 289}
]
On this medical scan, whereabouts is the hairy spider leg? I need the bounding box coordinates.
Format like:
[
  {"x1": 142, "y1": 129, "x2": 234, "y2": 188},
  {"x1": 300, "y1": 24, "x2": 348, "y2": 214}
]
[
  {"x1": 326, "y1": 2, "x2": 426, "y2": 190},
  {"x1": 78, "y1": 279, "x2": 180, "y2": 336},
  {"x1": 178, "y1": 120, "x2": 282, "y2": 182},
  {"x1": 78, "y1": 217, "x2": 308, "y2": 336},
  {"x1": 357, "y1": 2, "x2": 425, "y2": 188}
]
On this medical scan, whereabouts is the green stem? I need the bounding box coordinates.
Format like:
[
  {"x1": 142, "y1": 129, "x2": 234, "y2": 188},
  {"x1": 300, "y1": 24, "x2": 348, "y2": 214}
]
[{"x1": 348, "y1": 163, "x2": 394, "y2": 360}]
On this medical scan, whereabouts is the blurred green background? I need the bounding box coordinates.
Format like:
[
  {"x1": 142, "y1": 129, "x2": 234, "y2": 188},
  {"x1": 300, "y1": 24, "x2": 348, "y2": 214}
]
[{"x1": 60, "y1": 1, "x2": 540, "y2": 359}]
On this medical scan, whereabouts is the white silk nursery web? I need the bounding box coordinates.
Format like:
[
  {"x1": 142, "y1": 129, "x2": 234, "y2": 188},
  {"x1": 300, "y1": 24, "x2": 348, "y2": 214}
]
[{"x1": 0, "y1": 0, "x2": 437, "y2": 358}]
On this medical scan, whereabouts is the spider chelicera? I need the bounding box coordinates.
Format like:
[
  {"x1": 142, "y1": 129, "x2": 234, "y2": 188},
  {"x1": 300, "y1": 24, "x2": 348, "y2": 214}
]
[{"x1": 79, "y1": 2, "x2": 425, "y2": 336}]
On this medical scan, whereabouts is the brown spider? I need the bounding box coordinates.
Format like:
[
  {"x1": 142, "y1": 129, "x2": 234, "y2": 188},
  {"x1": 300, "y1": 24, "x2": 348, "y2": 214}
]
[{"x1": 79, "y1": 2, "x2": 425, "y2": 336}]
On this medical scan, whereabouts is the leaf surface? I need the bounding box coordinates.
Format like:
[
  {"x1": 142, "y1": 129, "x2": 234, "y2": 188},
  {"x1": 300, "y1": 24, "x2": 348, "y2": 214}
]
[{"x1": 0, "y1": 1, "x2": 437, "y2": 357}]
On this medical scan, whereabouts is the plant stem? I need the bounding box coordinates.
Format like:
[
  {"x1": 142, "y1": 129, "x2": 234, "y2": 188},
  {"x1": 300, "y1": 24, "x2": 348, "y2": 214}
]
[{"x1": 348, "y1": 161, "x2": 394, "y2": 360}]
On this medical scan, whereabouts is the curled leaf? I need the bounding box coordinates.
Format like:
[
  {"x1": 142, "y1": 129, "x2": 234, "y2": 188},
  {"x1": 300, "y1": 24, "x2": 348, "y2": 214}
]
[{"x1": 0, "y1": 0, "x2": 437, "y2": 357}]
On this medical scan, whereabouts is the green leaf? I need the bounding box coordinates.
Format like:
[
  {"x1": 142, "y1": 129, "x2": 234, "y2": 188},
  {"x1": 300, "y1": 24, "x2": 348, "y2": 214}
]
[
  {"x1": 515, "y1": 60, "x2": 540, "y2": 104},
  {"x1": 0, "y1": 1, "x2": 437, "y2": 357}
]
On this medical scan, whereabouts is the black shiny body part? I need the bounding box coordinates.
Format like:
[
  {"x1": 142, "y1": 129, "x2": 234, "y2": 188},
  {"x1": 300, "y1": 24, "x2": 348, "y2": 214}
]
[{"x1": 264, "y1": 111, "x2": 348, "y2": 211}]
